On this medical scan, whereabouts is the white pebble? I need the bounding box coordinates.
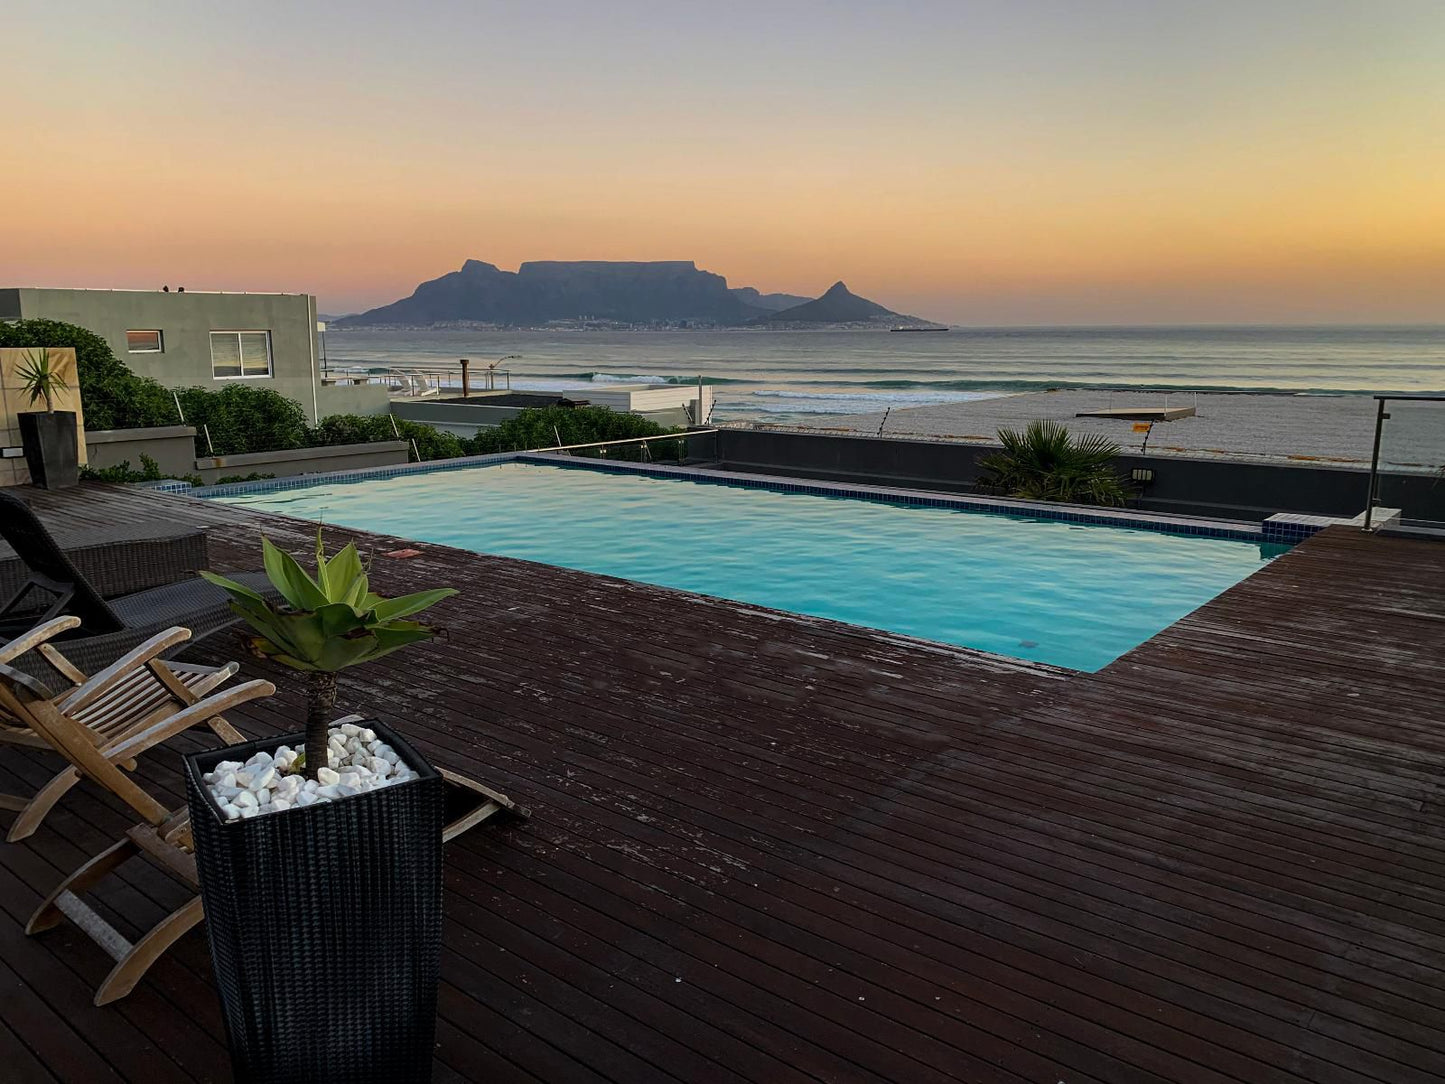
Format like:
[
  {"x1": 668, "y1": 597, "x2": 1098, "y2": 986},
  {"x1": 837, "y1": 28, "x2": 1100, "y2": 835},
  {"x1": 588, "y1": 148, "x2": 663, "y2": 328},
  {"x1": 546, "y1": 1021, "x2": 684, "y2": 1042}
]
[{"x1": 208, "y1": 732, "x2": 413, "y2": 819}]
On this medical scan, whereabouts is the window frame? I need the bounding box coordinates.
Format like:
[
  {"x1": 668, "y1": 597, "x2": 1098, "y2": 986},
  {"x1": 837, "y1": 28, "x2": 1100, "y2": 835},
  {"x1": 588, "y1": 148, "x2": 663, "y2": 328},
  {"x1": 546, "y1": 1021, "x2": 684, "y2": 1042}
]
[
  {"x1": 209, "y1": 330, "x2": 274, "y2": 380},
  {"x1": 125, "y1": 329, "x2": 164, "y2": 354}
]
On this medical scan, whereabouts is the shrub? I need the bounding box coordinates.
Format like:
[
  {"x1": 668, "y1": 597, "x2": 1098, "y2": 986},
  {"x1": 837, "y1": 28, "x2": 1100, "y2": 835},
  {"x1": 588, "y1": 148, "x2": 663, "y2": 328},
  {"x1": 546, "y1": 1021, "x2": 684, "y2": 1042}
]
[
  {"x1": 79, "y1": 453, "x2": 203, "y2": 487},
  {"x1": 463, "y1": 406, "x2": 684, "y2": 460},
  {"x1": 308, "y1": 414, "x2": 465, "y2": 462},
  {"x1": 976, "y1": 420, "x2": 1130, "y2": 506},
  {"x1": 183, "y1": 384, "x2": 310, "y2": 456},
  {"x1": 0, "y1": 318, "x2": 177, "y2": 430}
]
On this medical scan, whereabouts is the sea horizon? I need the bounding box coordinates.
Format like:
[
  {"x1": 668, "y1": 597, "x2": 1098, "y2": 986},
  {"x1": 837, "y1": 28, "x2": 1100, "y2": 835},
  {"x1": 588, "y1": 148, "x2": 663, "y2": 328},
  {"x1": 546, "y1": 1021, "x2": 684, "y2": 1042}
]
[{"x1": 323, "y1": 324, "x2": 1445, "y2": 423}]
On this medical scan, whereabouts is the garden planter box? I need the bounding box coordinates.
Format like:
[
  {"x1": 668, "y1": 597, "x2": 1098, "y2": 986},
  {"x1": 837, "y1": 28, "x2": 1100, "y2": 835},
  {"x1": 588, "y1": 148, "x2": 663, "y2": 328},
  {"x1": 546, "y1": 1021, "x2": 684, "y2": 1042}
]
[
  {"x1": 184, "y1": 719, "x2": 443, "y2": 1084},
  {"x1": 18, "y1": 411, "x2": 79, "y2": 489}
]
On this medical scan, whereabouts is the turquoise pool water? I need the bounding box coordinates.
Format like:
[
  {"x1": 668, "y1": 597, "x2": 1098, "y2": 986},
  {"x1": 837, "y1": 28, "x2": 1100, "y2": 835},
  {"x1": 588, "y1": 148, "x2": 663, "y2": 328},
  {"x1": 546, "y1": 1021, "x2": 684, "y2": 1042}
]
[{"x1": 213, "y1": 463, "x2": 1285, "y2": 671}]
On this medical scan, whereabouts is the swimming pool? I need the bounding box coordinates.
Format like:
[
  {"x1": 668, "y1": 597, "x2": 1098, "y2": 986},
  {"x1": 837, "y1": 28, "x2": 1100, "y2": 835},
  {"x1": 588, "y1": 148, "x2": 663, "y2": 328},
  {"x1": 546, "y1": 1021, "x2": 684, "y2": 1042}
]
[{"x1": 211, "y1": 462, "x2": 1285, "y2": 671}]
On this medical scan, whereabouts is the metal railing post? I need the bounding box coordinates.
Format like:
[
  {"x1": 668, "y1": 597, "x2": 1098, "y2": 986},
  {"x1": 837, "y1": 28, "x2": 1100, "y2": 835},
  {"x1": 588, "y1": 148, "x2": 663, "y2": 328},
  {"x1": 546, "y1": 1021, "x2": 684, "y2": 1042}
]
[{"x1": 1363, "y1": 397, "x2": 1388, "y2": 532}]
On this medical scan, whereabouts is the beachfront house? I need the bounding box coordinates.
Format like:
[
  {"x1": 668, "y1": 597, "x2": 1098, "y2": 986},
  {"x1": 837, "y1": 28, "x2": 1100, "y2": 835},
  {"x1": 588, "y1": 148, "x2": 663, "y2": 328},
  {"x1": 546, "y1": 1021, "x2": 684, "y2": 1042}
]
[{"x1": 0, "y1": 287, "x2": 388, "y2": 421}]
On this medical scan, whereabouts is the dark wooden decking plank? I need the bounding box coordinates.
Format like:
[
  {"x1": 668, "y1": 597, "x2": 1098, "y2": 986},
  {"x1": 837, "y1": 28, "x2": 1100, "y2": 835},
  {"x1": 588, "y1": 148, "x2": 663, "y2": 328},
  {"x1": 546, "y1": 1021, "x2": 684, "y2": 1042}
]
[
  {"x1": 2, "y1": 485, "x2": 1444, "y2": 1083},
  {"x1": 224, "y1": 664, "x2": 1432, "y2": 1082}
]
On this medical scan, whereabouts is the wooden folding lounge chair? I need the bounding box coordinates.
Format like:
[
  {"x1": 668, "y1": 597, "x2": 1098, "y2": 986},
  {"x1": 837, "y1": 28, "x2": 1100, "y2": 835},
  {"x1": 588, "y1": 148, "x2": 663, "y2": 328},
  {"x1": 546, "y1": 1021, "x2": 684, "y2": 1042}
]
[
  {"x1": 22, "y1": 695, "x2": 527, "y2": 1005},
  {"x1": 330, "y1": 713, "x2": 531, "y2": 842},
  {"x1": 14, "y1": 678, "x2": 277, "y2": 1005},
  {"x1": 0, "y1": 617, "x2": 244, "y2": 841},
  {"x1": 0, "y1": 490, "x2": 280, "y2": 677}
]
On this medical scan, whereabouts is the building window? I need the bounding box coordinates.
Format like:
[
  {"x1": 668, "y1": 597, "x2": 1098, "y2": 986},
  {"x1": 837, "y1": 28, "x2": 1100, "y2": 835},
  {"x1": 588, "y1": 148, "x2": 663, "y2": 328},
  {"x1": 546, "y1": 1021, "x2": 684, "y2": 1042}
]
[
  {"x1": 126, "y1": 329, "x2": 163, "y2": 353},
  {"x1": 210, "y1": 330, "x2": 273, "y2": 379}
]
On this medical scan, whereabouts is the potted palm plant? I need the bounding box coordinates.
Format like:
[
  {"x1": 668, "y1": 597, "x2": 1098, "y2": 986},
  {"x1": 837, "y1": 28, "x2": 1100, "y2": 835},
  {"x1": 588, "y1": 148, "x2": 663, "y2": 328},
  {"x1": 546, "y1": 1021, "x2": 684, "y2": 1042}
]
[
  {"x1": 15, "y1": 348, "x2": 79, "y2": 489},
  {"x1": 977, "y1": 420, "x2": 1130, "y2": 506},
  {"x1": 184, "y1": 532, "x2": 457, "y2": 1084}
]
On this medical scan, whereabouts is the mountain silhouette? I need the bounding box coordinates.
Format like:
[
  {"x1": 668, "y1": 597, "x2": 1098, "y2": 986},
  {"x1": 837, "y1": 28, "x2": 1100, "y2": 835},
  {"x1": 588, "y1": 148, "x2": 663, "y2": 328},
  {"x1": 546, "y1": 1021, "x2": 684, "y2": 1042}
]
[
  {"x1": 335, "y1": 262, "x2": 937, "y2": 328},
  {"x1": 751, "y1": 281, "x2": 926, "y2": 325}
]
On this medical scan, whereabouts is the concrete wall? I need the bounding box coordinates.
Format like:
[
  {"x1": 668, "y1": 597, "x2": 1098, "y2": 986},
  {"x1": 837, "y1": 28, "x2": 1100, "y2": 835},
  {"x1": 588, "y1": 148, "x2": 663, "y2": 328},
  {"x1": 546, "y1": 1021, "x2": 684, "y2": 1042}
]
[
  {"x1": 194, "y1": 441, "x2": 409, "y2": 484},
  {"x1": 392, "y1": 399, "x2": 529, "y2": 436},
  {"x1": 710, "y1": 428, "x2": 1445, "y2": 522},
  {"x1": 85, "y1": 424, "x2": 197, "y2": 479},
  {"x1": 1, "y1": 288, "x2": 388, "y2": 421}
]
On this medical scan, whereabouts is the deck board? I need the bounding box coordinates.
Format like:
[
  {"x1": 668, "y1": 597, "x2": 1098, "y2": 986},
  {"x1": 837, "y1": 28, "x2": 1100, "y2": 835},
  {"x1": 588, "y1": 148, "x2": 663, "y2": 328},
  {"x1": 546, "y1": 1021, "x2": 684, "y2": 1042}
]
[{"x1": 1, "y1": 483, "x2": 1443, "y2": 1082}]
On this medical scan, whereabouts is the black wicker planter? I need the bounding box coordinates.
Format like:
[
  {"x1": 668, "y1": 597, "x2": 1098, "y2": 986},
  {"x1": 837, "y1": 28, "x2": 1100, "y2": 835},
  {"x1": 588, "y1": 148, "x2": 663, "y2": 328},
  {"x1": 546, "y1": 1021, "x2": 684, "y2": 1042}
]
[
  {"x1": 18, "y1": 411, "x2": 78, "y2": 490},
  {"x1": 184, "y1": 719, "x2": 443, "y2": 1084}
]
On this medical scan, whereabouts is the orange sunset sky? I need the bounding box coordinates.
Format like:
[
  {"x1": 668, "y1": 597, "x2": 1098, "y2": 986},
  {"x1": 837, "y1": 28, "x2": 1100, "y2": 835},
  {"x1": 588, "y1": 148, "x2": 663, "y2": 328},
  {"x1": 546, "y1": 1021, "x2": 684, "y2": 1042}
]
[{"x1": 5, "y1": 1, "x2": 1444, "y2": 325}]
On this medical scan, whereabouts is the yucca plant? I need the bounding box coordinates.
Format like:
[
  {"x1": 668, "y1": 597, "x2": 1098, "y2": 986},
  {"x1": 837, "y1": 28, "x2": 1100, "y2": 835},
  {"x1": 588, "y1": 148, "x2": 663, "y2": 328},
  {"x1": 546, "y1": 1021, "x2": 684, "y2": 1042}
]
[
  {"x1": 17, "y1": 348, "x2": 69, "y2": 412},
  {"x1": 977, "y1": 420, "x2": 1130, "y2": 507},
  {"x1": 201, "y1": 533, "x2": 456, "y2": 780}
]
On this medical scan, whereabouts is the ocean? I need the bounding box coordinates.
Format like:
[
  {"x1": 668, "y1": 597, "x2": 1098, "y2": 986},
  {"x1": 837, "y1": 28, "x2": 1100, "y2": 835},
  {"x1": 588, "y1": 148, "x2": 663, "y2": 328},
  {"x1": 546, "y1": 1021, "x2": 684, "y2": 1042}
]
[{"x1": 321, "y1": 325, "x2": 1445, "y2": 424}]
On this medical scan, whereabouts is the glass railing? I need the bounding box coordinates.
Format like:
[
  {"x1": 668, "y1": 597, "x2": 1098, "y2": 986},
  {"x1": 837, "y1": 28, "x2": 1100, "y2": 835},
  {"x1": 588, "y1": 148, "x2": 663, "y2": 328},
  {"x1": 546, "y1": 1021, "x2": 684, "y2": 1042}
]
[{"x1": 1365, "y1": 396, "x2": 1445, "y2": 530}]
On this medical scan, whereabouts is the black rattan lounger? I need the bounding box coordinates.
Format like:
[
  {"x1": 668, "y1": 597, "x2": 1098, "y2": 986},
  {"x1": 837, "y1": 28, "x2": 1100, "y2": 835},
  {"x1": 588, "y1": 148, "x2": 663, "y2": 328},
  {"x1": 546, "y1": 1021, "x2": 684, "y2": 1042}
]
[{"x1": 0, "y1": 491, "x2": 278, "y2": 684}]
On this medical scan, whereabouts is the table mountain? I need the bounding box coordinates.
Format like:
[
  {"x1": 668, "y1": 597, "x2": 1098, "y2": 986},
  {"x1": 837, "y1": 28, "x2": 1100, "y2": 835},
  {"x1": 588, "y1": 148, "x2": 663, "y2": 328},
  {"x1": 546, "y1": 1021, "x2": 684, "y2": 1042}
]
[{"x1": 338, "y1": 260, "x2": 760, "y2": 326}]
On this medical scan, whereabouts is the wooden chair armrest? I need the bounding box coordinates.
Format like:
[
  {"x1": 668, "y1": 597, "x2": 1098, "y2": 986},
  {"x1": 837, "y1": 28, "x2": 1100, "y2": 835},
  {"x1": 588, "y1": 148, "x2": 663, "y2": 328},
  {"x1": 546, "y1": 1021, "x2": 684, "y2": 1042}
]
[
  {"x1": 36, "y1": 643, "x2": 87, "y2": 687},
  {"x1": 58, "y1": 627, "x2": 194, "y2": 713},
  {"x1": 0, "y1": 616, "x2": 82, "y2": 665},
  {"x1": 106, "y1": 679, "x2": 276, "y2": 763},
  {"x1": 0, "y1": 659, "x2": 57, "y2": 701}
]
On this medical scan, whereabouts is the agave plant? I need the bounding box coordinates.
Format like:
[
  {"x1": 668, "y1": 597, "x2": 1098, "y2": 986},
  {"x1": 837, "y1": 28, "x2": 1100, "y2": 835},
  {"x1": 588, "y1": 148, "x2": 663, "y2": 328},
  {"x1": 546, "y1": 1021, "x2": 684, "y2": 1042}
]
[
  {"x1": 17, "y1": 348, "x2": 68, "y2": 413},
  {"x1": 977, "y1": 420, "x2": 1130, "y2": 507},
  {"x1": 201, "y1": 533, "x2": 457, "y2": 780}
]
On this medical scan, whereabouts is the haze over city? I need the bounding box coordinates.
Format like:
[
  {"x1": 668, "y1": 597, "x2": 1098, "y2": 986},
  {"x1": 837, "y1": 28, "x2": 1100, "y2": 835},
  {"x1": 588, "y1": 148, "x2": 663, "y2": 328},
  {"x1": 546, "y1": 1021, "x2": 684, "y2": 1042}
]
[{"x1": 6, "y1": 0, "x2": 1443, "y2": 325}]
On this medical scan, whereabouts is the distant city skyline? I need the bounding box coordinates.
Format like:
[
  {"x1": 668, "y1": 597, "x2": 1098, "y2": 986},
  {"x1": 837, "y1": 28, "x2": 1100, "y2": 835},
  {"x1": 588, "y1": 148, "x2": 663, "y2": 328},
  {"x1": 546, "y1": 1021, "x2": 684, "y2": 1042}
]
[{"x1": 5, "y1": 0, "x2": 1443, "y2": 326}]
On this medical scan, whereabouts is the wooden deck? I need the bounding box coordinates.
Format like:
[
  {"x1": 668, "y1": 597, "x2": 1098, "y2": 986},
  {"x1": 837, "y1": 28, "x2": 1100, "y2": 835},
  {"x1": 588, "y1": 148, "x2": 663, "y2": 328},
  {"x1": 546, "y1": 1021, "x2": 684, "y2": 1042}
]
[{"x1": 3, "y1": 483, "x2": 1444, "y2": 1084}]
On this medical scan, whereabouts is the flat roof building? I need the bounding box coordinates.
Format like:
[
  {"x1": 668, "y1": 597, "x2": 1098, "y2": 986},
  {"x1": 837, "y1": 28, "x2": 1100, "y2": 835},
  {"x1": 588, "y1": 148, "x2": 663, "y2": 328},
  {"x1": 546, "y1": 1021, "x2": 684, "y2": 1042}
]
[{"x1": 0, "y1": 287, "x2": 387, "y2": 420}]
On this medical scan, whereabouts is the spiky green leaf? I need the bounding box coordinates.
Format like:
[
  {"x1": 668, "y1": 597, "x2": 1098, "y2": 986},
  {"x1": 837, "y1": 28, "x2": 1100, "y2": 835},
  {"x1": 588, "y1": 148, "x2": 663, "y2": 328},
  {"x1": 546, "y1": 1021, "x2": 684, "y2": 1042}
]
[
  {"x1": 370, "y1": 587, "x2": 458, "y2": 624},
  {"x1": 262, "y1": 537, "x2": 329, "y2": 610}
]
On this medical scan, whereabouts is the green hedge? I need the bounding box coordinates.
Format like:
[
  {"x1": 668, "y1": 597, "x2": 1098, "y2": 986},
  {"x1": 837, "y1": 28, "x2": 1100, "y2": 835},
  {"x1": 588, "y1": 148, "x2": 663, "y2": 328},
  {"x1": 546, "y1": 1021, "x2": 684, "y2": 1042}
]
[
  {"x1": 308, "y1": 414, "x2": 466, "y2": 461},
  {"x1": 183, "y1": 384, "x2": 311, "y2": 456},
  {"x1": 467, "y1": 406, "x2": 686, "y2": 460},
  {"x1": 0, "y1": 318, "x2": 177, "y2": 431}
]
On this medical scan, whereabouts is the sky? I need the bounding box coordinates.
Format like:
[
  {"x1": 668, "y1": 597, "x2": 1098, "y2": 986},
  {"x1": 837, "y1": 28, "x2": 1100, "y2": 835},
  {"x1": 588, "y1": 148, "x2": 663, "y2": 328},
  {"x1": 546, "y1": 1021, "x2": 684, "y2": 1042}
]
[{"x1": 4, "y1": 0, "x2": 1443, "y2": 325}]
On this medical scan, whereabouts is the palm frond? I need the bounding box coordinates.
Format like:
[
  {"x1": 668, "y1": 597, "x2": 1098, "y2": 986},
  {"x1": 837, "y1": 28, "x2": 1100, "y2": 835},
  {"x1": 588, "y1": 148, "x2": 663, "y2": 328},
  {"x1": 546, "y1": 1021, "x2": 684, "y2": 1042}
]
[{"x1": 976, "y1": 420, "x2": 1130, "y2": 507}]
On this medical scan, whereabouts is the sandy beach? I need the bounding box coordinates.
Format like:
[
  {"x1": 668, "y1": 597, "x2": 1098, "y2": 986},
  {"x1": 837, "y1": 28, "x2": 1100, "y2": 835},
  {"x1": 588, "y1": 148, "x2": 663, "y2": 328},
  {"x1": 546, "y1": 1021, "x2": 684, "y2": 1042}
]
[{"x1": 769, "y1": 390, "x2": 1442, "y2": 470}]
